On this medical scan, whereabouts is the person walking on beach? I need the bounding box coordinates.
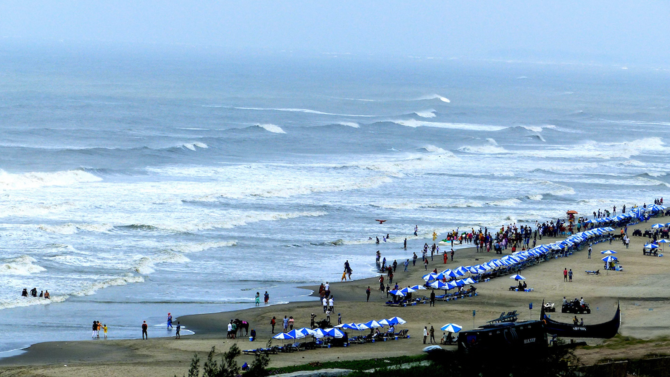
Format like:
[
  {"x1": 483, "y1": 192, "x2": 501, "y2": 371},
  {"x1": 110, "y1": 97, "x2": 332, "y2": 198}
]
[
  {"x1": 167, "y1": 313, "x2": 173, "y2": 330},
  {"x1": 423, "y1": 326, "x2": 428, "y2": 344},
  {"x1": 92, "y1": 321, "x2": 97, "y2": 339},
  {"x1": 271, "y1": 317, "x2": 276, "y2": 333},
  {"x1": 413, "y1": 252, "x2": 417, "y2": 266},
  {"x1": 569, "y1": 269, "x2": 573, "y2": 282},
  {"x1": 443, "y1": 251, "x2": 447, "y2": 264},
  {"x1": 563, "y1": 268, "x2": 568, "y2": 282},
  {"x1": 329, "y1": 296, "x2": 334, "y2": 312},
  {"x1": 255, "y1": 292, "x2": 260, "y2": 306},
  {"x1": 366, "y1": 286, "x2": 371, "y2": 302},
  {"x1": 588, "y1": 246, "x2": 592, "y2": 259},
  {"x1": 424, "y1": 258, "x2": 428, "y2": 270},
  {"x1": 404, "y1": 238, "x2": 407, "y2": 249},
  {"x1": 451, "y1": 248, "x2": 455, "y2": 261},
  {"x1": 393, "y1": 260, "x2": 397, "y2": 272},
  {"x1": 430, "y1": 326, "x2": 436, "y2": 344},
  {"x1": 103, "y1": 324, "x2": 108, "y2": 339},
  {"x1": 283, "y1": 316, "x2": 288, "y2": 332},
  {"x1": 322, "y1": 297, "x2": 328, "y2": 313},
  {"x1": 404, "y1": 259, "x2": 409, "y2": 272},
  {"x1": 264, "y1": 291, "x2": 269, "y2": 304},
  {"x1": 142, "y1": 321, "x2": 148, "y2": 340},
  {"x1": 430, "y1": 290, "x2": 436, "y2": 307},
  {"x1": 97, "y1": 321, "x2": 101, "y2": 338},
  {"x1": 175, "y1": 322, "x2": 181, "y2": 339}
]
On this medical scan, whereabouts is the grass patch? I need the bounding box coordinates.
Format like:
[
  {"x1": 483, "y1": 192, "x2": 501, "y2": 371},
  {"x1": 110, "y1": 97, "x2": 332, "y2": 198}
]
[
  {"x1": 267, "y1": 354, "x2": 428, "y2": 374},
  {"x1": 580, "y1": 334, "x2": 670, "y2": 350}
]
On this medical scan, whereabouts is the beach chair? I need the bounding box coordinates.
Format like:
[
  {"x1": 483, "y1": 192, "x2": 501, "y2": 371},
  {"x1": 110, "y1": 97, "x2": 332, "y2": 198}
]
[{"x1": 243, "y1": 349, "x2": 258, "y2": 355}]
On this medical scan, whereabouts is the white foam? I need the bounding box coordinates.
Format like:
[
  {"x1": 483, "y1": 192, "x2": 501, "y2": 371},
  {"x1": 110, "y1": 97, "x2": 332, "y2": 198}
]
[
  {"x1": 414, "y1": 109, "x2": 436, "y2": 118},
  {"x1": 487, "y1": 199, "x2": 522, "y2": 207},
  {"x1": 169, "y1": 241, "x2": 237, "y2": 253},
  {"x1": 390, "y1": 119, "x2": 506, "y2": 132},
  {"x1": 38, "y1": 223, "x2": 113, "y2": 234},
  {"x1": 0, "y1": 170, "x2": 101, "y2": 191},
  {"x1": 517, "y1": 125, "x2": 556, "y2": 133},
  {"x1": 421, "y1": 145, "x2": 448, "y2": 154},
  {"x1": 458, "y1": 145, "x2": 508, "y2": 154},
  {"x1": 0, "y1": 256, "x2": 46, "y2": 276},
  {"x1": 417, "y1": 94, "x2": 451, "y2": 103},
  {"x1": 257, "y1": 124, "x2": 286, "y2": 134},
  {"x1": 526, "y1": 194, "x2": 543, "y2": 201},
  {"x1": 182, "y1": 142, "x2": 208, "y2": 151},
  {"x1": 71, "y1": 274, "x2": 145, "y2": 297},
  {"x1": 134, "y1": 252, "x2": 190, "y2": 275},
  {"x1": 338, "y1": 122, "x2": 360, "y2": 128},
  {"x1": 235, "y1": 107, "x2": 373, "y2": 117}
]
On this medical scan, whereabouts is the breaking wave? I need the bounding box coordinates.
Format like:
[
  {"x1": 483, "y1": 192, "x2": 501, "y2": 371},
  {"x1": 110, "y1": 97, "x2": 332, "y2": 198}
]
[
  {"x1": 0, "y1": 256, "x2": 46, "y2": 276},
  {"x1": 338, "y1": 122, "x2": 360, "y2": 128},
  {"x1": 416, "y1": 94, "x2": 451, "y2": 103},
  {"x1": 234, "y1": 107, "x2": 373, "y2": 117},
  {"x1": 182, "y1": 142, "x2": 208, "y2": 151},
  {"x1": 414, "y1": 109, "x2": 436, "y2": 118},
  {"x1": 255, "y1": 124, "x2": 286, "y2": 134},
  {"x1": 389, "y1": 119, "x2": 506, "y2": 132},
  {"x1": 0, "y1": 169, "x2": 101, "y2": 191}
]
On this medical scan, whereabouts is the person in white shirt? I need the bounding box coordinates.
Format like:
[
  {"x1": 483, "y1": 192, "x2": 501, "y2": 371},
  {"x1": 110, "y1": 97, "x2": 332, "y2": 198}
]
[
  {"x1": 328, "y1": 297, "x2": 334, "y2": 311},
  {"x1": 322, "y1": 297, "x2": 327, "y2": 313},
  {"x1": 580, "y1": 297, "x2": 585, "y2": 306},
  {"x1": 325, "y1": 282, "x2": 330, "y2": 291},
  {"x1": 423, "y1": 326, "x2": 428, "y2": 344}
]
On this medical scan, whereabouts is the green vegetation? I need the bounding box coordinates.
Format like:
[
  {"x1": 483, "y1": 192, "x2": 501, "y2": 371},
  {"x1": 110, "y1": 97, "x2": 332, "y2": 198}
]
[
  {"x1": 178, "y1": 342, "x2": 271, "y2": 377},
  {"x1": 268, "y1": 354, "x2": 427, "y2": 374}
]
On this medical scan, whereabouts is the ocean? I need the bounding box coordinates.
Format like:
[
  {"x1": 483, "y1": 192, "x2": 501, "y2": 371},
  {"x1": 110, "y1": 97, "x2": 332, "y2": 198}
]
[{"x1": 0, "y1": 44, "x2": 668, "y2": 354}]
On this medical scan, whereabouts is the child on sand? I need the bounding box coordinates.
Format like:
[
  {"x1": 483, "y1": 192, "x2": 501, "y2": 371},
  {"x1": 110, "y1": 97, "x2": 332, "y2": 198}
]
[{"x1": 103, "y1": 324, "x2": 108, "y2": 339}]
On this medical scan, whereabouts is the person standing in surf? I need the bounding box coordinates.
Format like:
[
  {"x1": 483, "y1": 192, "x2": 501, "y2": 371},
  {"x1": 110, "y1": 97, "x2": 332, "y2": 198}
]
[{"x1": 167, "y1": 313, "x2": 173, "y2": 330}]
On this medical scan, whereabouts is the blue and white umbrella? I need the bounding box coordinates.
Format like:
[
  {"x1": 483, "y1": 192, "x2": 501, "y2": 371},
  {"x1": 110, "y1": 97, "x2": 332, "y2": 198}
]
[
  {"x1": 389, "y1": 290, "x2": 406, "y2": 297},
  {"x1": 510, "y1": 274, "x2": 525, "y2": 280},
  {"x1": 409, "y1": 285, "x2": 427, "y2": 290},
  {"x1": 657, "y1": 239, "x2": 670, "y2": 244},
  {"x1": 273, "y1": 332, "x2": 295, "y2": 340},
  {"x1": 323, "y1": 328, "x2": 345, "y2": 338},
  {"x1": 338, "y1": 323, "x2": 362, "y2": 331},
  {"x1": 600, "y1": 250, "x2": 617, "y2": 254},
  {"x1": 423, "y1": 273, "x2": 439, "y2": 282},
  {"x1": 297, "y1": 327, "x2": 317, "y2": 336},
  {"x1": 286, "y1": 329, "x2": 306, "y2": 339},
  {"x1": 463, "y1": 277, "x2": 476, "y2": 284},
  {"x1": 440, "y1": 323, "x2": 462, "y2": 333},
  {"x1": 360, "y1": 320, "x2": 383, "y2": 329},
  {"x1": 454, "y1": 279, "x2": 466, "y2": 287},
  {"x1": 652, "y1": 224, "x2": 665, "y2": 229},
  {"x1": 387, "y1": 317, "x2": 407, "y2": 325},
  {"x1": 400, "y1": 287, "x2": 416, "y2": 294},
  {"x1": 429, "y1": 281, "x2": 448, "y2": 289},
  {"x1": 602, "y1": 256, "x2": 618, "y2": 262},
  {"x1": 455, "y1": 266, "x2": 469, "y2": 275},
  {"x1": 447, "y1": 281, "x2": 459, "y2": 290},
  {"x1": 645, "y1": 243, "x2": 659, "y2": 249}
]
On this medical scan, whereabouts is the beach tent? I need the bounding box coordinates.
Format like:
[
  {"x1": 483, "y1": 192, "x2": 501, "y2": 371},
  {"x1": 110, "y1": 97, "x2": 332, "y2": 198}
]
[{"x1": 441, "y1": 323, "x2": 462, "y2": 333}]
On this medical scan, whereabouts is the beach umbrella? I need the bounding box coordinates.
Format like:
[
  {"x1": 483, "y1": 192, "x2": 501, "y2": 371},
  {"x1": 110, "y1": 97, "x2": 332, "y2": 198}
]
[
  {"x1": 601, "y1": 256, "x2": 618, "y2": 263},
  {"x1": 387, "y1": 317, "x2": 407, "y2": 325},
  {"x1": 339, "y1": 323, "x2": 362, "y2": 331},
  {"x1": 286, "y1": 329, "x2": 306, "y2": 339},
  {"x1": 423, "y1": 273, "x2": 439, "y2": 282},
  {"x1": 324, "y1": 328, "x2": 345, "y2": 338},
  {"x1": 657, "y1": 240, "x2": 670, "y2": 244},
  {"x1": 455, "y1": 266, "x2": 469, "y2": 275},
  {"x1": 409, "y1": 285, "x2": 427, "y2": 290},
  {"x1": 447, "y1": 281, "x2": 459, "y2": 290},
  {"x1": 440, "y1": 323, "x2": 462, "y2": 333},
  {"x1": 297, "y1": 327, "x2": 317, "y2": 336},
  {"x1": 361, "y1": 320, "x2": 383, "y2": 329},
  {"x1": 645, "y1": 244, "x2": 659, "y2": 250},
  {"x1": 389, "y1": 289, "x2": 406, "y2": 297},
  {"x1": 273, "y1": 332, "x2": 295, "y2": 340},
  {"x1": 652, "y1": 224, "x2": 665, "y2": 229},
  {"x1": 400, "y1": 287, "x2": 416, "y2": 294},
  {"x1": 453, "y1": 279, "x2": 466, "y2": 287},
  {"x1": 468, "y1": 266, "x2": 481, "y2": 274},
  {"x1": 510, "y1": 274, "x2": 525, "y2": 280},
  {"x1": 600, "y1": 250, "x2": 617, "y2": 254},
  {"x1": 429, "y1": 281, "x2": 448, "y2": 289}
]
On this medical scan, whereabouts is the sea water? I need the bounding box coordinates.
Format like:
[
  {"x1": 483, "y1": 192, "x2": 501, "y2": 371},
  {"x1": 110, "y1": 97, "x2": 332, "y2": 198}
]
[{"x1": 0, "y1": 44, "x2": 669, "y2": 353}]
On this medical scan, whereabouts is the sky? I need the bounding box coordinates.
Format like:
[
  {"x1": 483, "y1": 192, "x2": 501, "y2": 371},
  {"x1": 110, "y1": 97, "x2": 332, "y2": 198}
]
[{"x1": 0, "y1": 1, "x2": 669, "y2": 64}]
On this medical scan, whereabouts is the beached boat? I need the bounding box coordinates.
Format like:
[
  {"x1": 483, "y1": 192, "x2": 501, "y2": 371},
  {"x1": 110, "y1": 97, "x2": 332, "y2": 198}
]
[{"x1": 540, "y1": 301, "x2": 620, "y2": 338}]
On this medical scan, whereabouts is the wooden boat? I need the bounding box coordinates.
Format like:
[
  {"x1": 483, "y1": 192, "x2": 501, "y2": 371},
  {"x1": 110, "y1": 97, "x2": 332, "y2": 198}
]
[{"x1": 540, "y1": 300, "x2": 620, "y2": 338}]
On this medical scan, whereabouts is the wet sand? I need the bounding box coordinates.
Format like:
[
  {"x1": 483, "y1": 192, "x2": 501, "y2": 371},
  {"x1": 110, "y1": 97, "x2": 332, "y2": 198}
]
[{"x1": 2, "y1": 216, "x2": 670, "y2": 376}]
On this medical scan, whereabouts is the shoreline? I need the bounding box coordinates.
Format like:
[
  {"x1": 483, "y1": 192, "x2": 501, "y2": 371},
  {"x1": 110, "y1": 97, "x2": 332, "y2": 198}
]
[{"x1": 2, "y1": 213, "x2": 670, "y2": 375}]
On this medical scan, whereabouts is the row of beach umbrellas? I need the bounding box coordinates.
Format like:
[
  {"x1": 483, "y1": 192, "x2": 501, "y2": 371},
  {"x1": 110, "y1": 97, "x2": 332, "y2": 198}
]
[
  {"x1": 420, "y1": 227, "x2": 616, "y2": 288},
  {"x1": 273, "y1": 317, "x2": 408, "y2": 340}
]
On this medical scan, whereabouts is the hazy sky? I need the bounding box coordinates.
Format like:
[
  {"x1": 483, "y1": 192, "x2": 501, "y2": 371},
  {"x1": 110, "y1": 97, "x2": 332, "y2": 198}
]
[{"x1": 1, "y1": 1, "x2": 668, "y2": 63}]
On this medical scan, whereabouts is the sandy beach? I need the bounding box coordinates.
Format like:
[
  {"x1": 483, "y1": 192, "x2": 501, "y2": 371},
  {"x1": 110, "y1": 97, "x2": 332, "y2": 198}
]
[{"x1": 1, "y1": 214, "x2": 669, "y2": 376}]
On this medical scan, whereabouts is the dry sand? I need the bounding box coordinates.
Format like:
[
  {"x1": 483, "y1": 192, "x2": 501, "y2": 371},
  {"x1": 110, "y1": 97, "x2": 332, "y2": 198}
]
[{"x1": 1, "y1": 216, "x2": 669, "y2": 376}]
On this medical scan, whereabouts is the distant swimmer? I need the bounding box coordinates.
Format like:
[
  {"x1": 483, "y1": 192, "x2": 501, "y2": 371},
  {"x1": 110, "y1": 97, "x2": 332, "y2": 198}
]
[
  {"x1": 414, "y1": 225, "x2": 418, "y2": 236},
  {"x1": 21, "y1": 288, "x2": 28, "y2": 297},
  {"x1": 30, "y1": 288, "x2": 37, "y2": 297}
]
